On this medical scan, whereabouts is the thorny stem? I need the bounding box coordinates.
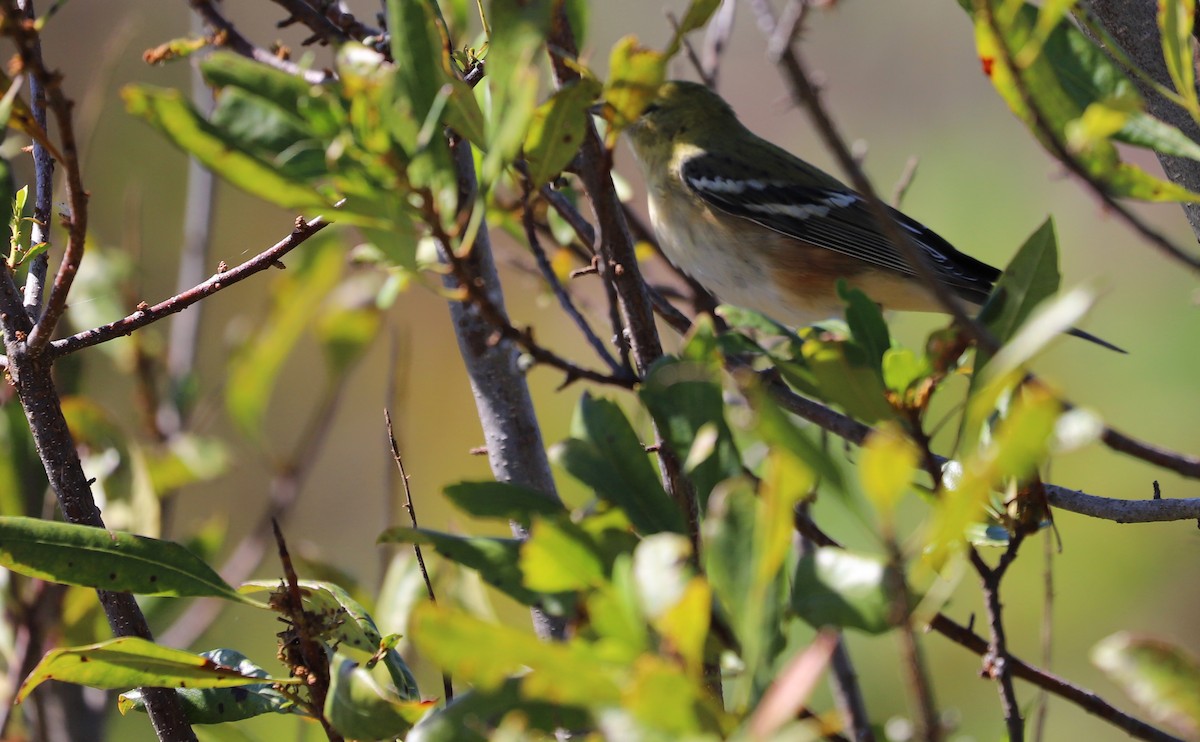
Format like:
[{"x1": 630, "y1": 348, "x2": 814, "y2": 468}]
[{"x1": 384, "y1": 410, "x2": 453, "y2": 703}]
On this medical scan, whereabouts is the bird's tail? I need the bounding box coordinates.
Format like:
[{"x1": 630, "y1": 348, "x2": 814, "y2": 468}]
[{"x1": 1067, "y1": 326, "x2": 1126, "y2": 353}]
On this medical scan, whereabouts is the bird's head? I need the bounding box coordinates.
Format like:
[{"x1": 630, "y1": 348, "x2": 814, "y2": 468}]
[{"x1": 624, "y1": 81, "x2": 739, "y2": 169}]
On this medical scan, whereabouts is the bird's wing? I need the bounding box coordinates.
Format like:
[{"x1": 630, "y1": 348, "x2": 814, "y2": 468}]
[{"x1": 680, "y1": 154, "x2": 1000, "y2": 304}]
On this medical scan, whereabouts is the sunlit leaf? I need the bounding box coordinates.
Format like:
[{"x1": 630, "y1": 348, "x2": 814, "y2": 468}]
[
  {"x1": 122, "y1": 86, "x2": 331, "y2": 212},
  {"x1": 0, "y1": 517, "x2": 262, "y2": 606},
  {"x1": 118, "y1": 649, "x2": 297, "y2": 724},
  {"x1": 603, "y1": 35, "x2": 666, "y2": 133},
  {"x1": 239, "y1": 580, "x2": 385, "y2": 658},
  {"x1": 859, "y1": 423, "x2": 920, "y2": 519},
  {"x1": 520, "y1": 518, "x2": 605, "y2": 592},
  {"x1": 524, "y1": 78, "x2": 602, "y2": 188},
  {"x1": 17, "y1": 638, "x2": 297, "y2": 702},
  {"x1": 378, "y1": 527, "x2": 570, "y2": 613}
]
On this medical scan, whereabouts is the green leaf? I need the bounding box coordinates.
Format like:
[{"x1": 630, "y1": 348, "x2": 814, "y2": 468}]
[
  {"x1": 551, "y1": 393, "x2": 685, "y2": 535},
  {"x1": 1159, "y1": 0, "x2": 1199, "y2": 119},
  {"x1": 520, "y1": 518, "x2": 605, "y2": 592},
  {"x1": 122, "y1": 86, "x2": 331, "y2": 212},
  {"x1": 523, "y1": 78, "x2": 602, "y2": 188},
  {"x1": 326, "y1": 653, "x2": 433, "y2": 740},
  {"x1": 118, "y1": 649, "x2": 297, "y2": 724},
  {"x1": 410, "y1": 603, "x2": 625, "y2": 706},
  {"x1": 979, "y1": 284, "x2": 1097, "y2": 386},
  {"x1": 791, "y1": 548, "x2": 895, "y2": 634},
  {"x1": 665, "y1": 0, "x2": 722, "y2": 56},
  {"x1": 742, "y1": 382, "x2": 844, "y2": 491},
  {"x1": 17, "y1": 638, "x2": 298, "y2": 702},
  {"x1": 388, "y1": 0, "x2": 452, "y2": 123},
  {"x1": 0, "y1": 516, "x2": 262, "y2": 606},
  {"x1": 407, "y1": 679, "x2": 590, "y2": 741},
  {"x1": 881, "y1": 347, "x2": 932, "y2": 397},
  {"x1": 378, "y1": 527, "x2": 570, "y2": 613},
  {"x1": 1093, "y1": 632, "x2": 1200, "y2": 738},
  {"x1": 639, "y1": 357, "x2": 741, "y2": 512},
  {"x1": 975, "y1": 217, "x2": 1060, "y2": 381},
  {"x1": 209, "y1": 87, "x2": 328, "y2": 181},
  {"x1": 970, "y1": 1, "x2": 1200, "y2": 202},
  {"x1": 443, "y1": 481, "x2": 566, "y2": 527},
  {"x1": 839, "y1": 282, "x2": 891, "y2": 372}
]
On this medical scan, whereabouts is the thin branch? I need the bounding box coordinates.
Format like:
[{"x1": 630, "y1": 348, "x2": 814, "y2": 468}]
[
  {"x1": 271, "y1": 0, "x2": 383, "y2": 46},
  {"x1": 970, "y1": 540, "x2": 1026, "y2": 741},
  {"x1": 521, "y1": 190, "x2": 625, "y2": 376},
  {"x1": 49, "y1": 215, "x2": 328, "y2": 358},
  {"x1": 1099, "y1": 427, "x2": 1200, "y2": 479},
  {"x1": 667, "y1": 11, "x2": 716, "y2": 88},
  {"x1": 17, "y1": 0, "x2": 51, "y2": 323},
  {"x1": 384, "y1": 410, "x2": 453, "y2": 703},
  {"x1": 1, "y1": 0, "x2": 88, "y2": 355},
  {"x1": 547, "y1": 4, "x2": 702, "y2": 560},
  {"x1": 272, "y1": 520, "x2": 342, "y2": 742},
  {"x1": 187, "y1": 0, "x2": 334, "y2": 84},
  {"x1": 797, "y1": 513, "x2": 1182, "y2": 742},
  {"x1": 929, "y1": 613, "x2": 1184, "y2": 742}
]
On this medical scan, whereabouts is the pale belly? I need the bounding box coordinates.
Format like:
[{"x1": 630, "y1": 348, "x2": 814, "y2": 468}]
[{"x1": 649, "y1": 195, "x2": 938, "y2": 327}]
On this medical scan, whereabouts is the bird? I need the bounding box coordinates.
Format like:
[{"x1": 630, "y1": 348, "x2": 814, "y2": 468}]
[{"x1": 622, "y1": 80, "x2": 1122, "y2": 352}]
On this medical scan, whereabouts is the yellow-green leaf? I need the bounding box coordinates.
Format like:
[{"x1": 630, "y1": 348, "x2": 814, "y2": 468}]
[
  {"x1": 523, "y1": 78, "x2": 602, "y2": 188},
  {"x1": 860, "y1": 423, "x2": 920, "y2": 518},
  {"x1": 604, "y1": 35, "x2": 666, "y2": 133},
  {"x1": 17, "y1": 637, "x2": 297, "y2": 703}
]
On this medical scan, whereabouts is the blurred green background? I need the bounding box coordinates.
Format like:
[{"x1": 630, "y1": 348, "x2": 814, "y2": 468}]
[{"x1": 22, "y1": 1, "x2": 1200, "y2": 740}]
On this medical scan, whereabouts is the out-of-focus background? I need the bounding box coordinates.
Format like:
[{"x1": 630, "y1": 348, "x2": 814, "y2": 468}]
[{"x1": 22, "y1": 1, "x2": 1199, "y2": 740}]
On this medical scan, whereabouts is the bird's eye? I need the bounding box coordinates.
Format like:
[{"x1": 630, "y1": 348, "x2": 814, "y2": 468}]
[{"x1": 642, "y1": 103, "x2": 661, "y2": 116}]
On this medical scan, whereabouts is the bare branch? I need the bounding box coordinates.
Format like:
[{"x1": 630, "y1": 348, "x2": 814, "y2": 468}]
[
  {"x1": 49, "y1": 216, "x2": 328, "y2": 358},
  {"x1": 187, "y1": 0, "x2": 334, "y2": 84}
]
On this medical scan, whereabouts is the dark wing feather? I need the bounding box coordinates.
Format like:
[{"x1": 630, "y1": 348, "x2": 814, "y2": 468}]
[{"x1": 680, "y1": 154, "x2": 1000, "y2": 304}]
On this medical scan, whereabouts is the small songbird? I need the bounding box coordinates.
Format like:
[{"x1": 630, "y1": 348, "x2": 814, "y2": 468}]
[{"x1": 623, "y1": 80, "x2": 1121, "y2": 352}]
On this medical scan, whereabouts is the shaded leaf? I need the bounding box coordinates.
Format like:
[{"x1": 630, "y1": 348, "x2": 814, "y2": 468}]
[
  {"x1": 792, "y1": 548, "x2": 895, "y2": 634},
  {"x1": 443, "y1": 481, "x2": 566, "y2": 528},
  {"x1": 603, "y1": 35, "x2": 666, "y2": 132},
  {"x1": 551, "y1": 393, "x2": 685, "y2": 535},
  {"x1": 326, "y1": 652, "x2": 433, "y2": 740}
]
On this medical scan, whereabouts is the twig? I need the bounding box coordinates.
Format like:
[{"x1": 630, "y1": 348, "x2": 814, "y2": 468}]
[
  {"x1": 271, "y1": 520, "x2": 343, "y2": 742},
  {"x1": 1033, "y1": 529, "x2": 1055, "y2": 742},
  {"x1": 796, "y1": 513, "x2": 1182, "y2": 742},
  {"x1": 547, "y1": 3, "x2": 702, "y2": 563},
  {"x1": 17, "y1": 0, "x2": 51, "y2": 323},
  {"x1": 929, "y1": 613, "x2": 1183, "y2": 742},
  {"x1": 890, "y1": 156, "x2": 920, "y2": 209},
  {"x1": 1, "y1": 0, "x2": 88, "y2": 355},
  {"x1": 1099, "y1": 427, "x2": 1200, "y2": 479},
  {"x1": 667, "y1": 11, "x2": 716, "y2": 88},
  {"x1": 187, "y1": 0, "x2": 333, "y2": 84},
  {"x1": 969, "y1": 540, "x2": 1025, "y2": 741},
  {"x1": 271, "y1": 0, "x2": 383, "y2": 46},
  {"x1": 384, "y1": 410, "x2": 453, "y2": 703},
  {"x1": 885, "y1": 536, "x2": 941, "y2": 741},
  {"x1": 49, "y1": 216, "x2": 328, "y2": 358},
  {"x1": 521, "y1": 190, "x2": 625, "y2": 376}
]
